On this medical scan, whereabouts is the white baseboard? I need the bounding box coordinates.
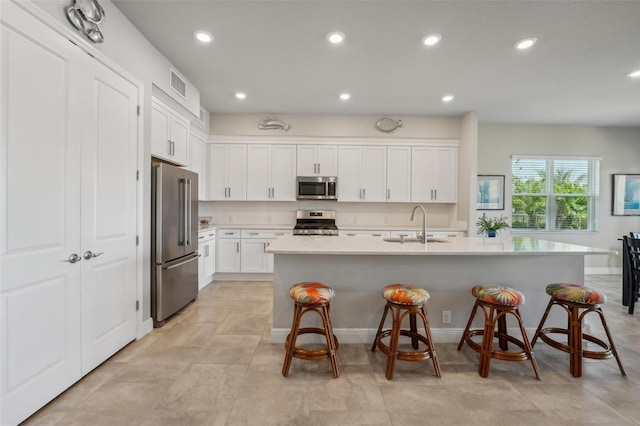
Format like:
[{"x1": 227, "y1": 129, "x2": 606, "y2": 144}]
[
  {"x1": 585, "y1": 267, "x2": 620, "y2": 275},
  {"x1": 138, "y1": 317, "x2": 154, "y2": 339},
  {"x1": 271, "y1": 327, "x2": 539, "y2": 344}
]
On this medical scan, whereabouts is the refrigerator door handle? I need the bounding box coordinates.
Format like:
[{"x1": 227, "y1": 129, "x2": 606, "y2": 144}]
[
  {"x1": 186, "y1": 178, "x2": 192, "y2": 246},
  {"x1": 163, "y1": 253, "x2": 200, "y2": 270}
]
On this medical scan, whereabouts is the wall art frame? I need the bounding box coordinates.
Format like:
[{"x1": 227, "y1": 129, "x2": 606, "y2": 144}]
[
  {"x1": 612, "y1": 174, "x2": 640, "y2": 216},
  {"x1": 477, "y1": 175, "x2": 505, "y2": 210}
]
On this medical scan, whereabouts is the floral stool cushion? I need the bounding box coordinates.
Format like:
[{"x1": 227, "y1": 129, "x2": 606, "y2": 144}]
[
  {"x1": 471, "y1": 285, "x2": 525, "y2": 306},
  {"x1": 382, "y1": 284, "x2": 430, "y2": 305},
  {"x1": 545, "y1": 283, "x2": 606, "y2": 305},
  {"x1": 289, "y1": 282, "x2": 335, "y2": 305}
]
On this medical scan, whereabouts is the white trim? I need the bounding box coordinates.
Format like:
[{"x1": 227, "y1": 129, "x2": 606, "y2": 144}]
[
  {"x1": 213, "y1": 273, "x2": 274, "y2": 281},
  {"x1": 512, "y1": 154, "x2": 602, "y2": 161},
  {"x1": 208, "y1": 134, "x2": 460, "y2": 147},
  {"x1": 585, "y1": 267, "x2": 620, "y2": 275},
  {"x1": 138, "y1": 318, "x2": 154, "y2": 339}
]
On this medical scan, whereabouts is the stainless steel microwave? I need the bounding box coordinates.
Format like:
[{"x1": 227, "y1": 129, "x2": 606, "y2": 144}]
[{"x1": 296, "y1": 176, "x2": 337, "y2": 200}]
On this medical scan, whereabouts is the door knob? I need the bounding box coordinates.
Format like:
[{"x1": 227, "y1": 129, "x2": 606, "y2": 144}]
[
  {"x1": 65, "y1": 253, "x2": 81, "y2": 263},
  {"x1": 83, "y1": 250, "x2": 104, "y2": 260}
]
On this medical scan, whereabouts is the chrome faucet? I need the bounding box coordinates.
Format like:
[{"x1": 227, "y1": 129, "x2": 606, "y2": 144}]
[{"x1": 410, "y1": 205, "x2": 427, "y2": 244}]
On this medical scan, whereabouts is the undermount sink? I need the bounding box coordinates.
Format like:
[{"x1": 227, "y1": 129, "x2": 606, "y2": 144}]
[{"x1": 382, "y1": 237, "x2": 449, "y2": 243}]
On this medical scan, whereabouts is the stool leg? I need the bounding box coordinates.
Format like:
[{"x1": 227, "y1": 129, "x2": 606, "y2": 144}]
[
  {"x1": 420, "y1": 306, "x2": 441, "y2": 377},
  {"x1": 594, "y1": 307, "x2": 626, "y2": 376},
  {"x1": 458, "y1": 300, "x2": 480, "y2": 351},
  {"x1": 385, "y1": 305, "x2": 401, "y2": 380},
  {"x1": 497, "y1": 314, "x2": 508, "y2": 351},
  {"x1": 409, "y1": 312, "x2": 419, "y2": 349},
  {"x1": 568, "y1": 304, "x2": 582, "y2": 378},
  {"x1": 513, "y1": 308, "x2": 541, "y2": 380},
  {"x1": 320, "y1": 304, "x2": 340, "y2": 378},
  {"x1": 532, "y1": 298, "x2": 554, "y2": 347},
  {"x1": 282, "y1": 304, "x2": 303, "y2": 377},
  {"x1": 478, "y1": 306, "x2": 495, "y2": 378},
  {"x1": 371, "y1": 304, "x2": 390, "y2": 352}
]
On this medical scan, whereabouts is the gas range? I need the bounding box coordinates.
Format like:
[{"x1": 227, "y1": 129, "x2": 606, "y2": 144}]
[{"x1": 293, "y1": 210, "x2": 339, "y2": 236}]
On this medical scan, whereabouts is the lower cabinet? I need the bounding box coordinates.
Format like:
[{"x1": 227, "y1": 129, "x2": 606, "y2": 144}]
[
  {"x1": 198, "y1": 229, "x2": 216, "y2": 288},
  {"x1": 216, "y1": 229, "x2": 241, "y2": 273}
]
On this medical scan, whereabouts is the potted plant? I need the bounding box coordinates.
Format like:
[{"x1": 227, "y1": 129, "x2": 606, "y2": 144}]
[{"x1": 476, "y1": 213, "x2": 510, "y2": 237}]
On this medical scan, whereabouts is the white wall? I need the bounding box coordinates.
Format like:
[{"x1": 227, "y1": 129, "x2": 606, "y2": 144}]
[{"x1": 478, "y1": 124, "x2": 640, "y2": 273}]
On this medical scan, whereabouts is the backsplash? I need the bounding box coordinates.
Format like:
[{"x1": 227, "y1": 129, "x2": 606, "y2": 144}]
[{"x1": 199, "y1": 201, "x2": 466, "y2": 229}]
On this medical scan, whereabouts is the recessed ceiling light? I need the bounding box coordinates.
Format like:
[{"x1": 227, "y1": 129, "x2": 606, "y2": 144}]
[
  {"x1": 339, "y1": 93, "x2": 351, "y2": 101},
  {"x1": 327, "y1": 31, "x2": 346, "y2": 44},
  {"x1": 627, "y1": 69, "x2": 640, "y2": 78},
  {"x1": 235, "y1": 92, "x2": 246, "y2": 100},
  {"x1": 194, "y1": 30, "x2": 213, "y2": 43},
  {"x1": 421, "y1": 34, "x2": 442, "y2": 47},
  {"x1": 442, "y1": 95, "x2": 455, "y2": 102},
  {"x1": 515, "y1": 37, "x2": 537, "y2": 50}
]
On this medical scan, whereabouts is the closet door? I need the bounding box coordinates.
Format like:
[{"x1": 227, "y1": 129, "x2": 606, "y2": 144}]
[
  {"x1": 1, "y1": 3, "x2": 83, "y2": 425},
  {"x1": 79, "y1": 58, "x2": 138, "y2": 374}
]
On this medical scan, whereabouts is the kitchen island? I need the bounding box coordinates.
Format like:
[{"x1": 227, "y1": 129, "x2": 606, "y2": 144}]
[{"x1": 266, "y1": 235, "x2": 614, "y2": 343}]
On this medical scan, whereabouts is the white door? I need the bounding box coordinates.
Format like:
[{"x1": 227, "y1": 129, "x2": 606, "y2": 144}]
[
  {"x1": 227, "y1": 145, "x2": 247, "y2": 200},
  {"x1": 361, "y1": 146, "x2": 387, "y2": 202},
  {"x1": 387, "y1": 146, "x2": 412, "y2": 202},
  {"x1": 338, "y1": 145, "x2": 362, "y2": 201},
  {"x1": 296, "y1": 145, "x2": 317, "y2": 175},
  {"x1": 246, "y1": 144, "x2": 271, "y2": 200},
  {"x1": 1, "y1": 6, "x2": 84, "y2": 424},
  {"x1": 241, "y1": 239, "x2": 270, "y2": 272},
  {"x1": 169, "y1": 113, "x2": 190, "y2": 166},
  {"x1": 216, "y1": 239, "x2": 241, "y2": 272},
  {"x1": 433, "y1": 147, "x2": 458, "y2": 202},
  {"x1": 411, "y1": 147, "x2": 435, "y2": 202},
  {"x1": 271, "y1": 145, "x2": 296, "y2": 200},
  {"x1": 150, "y1": 100, "x2": 171, "y2": 160},
  {"x1": 79, "y1": 59, "x2": 138, "y2": 374},
  {"x1": 209, "y1": 144, "x2": 228, "y2": 200},
  {"x1": 316, "y1": 145, "x2": 338, "y2": 176},
  {"x1": 189, "y1": 130, "x2": 207, "y2": 200}
]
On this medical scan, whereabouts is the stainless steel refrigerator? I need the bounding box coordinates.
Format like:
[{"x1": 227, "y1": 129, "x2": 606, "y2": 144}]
[{"x1": 151, "y1": 161, "x2": 199, "y2": 327}]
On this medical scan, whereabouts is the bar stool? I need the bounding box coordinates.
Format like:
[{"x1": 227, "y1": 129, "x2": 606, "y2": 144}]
[
  {"x1": 371, "y1": 284, "x2": 441, "y2": 380},
  {"x1": 458, "y1": 285, "x2": 541, "y2": 379},
  {"x1": 282, "y1": 282, "x2": 339, "y2": 378},
  {"x1": 532, "y1": 283, "x2": 626, "y2": 378}
]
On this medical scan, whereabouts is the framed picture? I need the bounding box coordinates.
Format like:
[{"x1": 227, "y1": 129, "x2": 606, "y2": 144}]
[
  {"x1": 477, "y1": 175, "x2": 505, "y2": 210},
  {"x1": 612, "y1": 174, "x2": 640, "y2": 216}
]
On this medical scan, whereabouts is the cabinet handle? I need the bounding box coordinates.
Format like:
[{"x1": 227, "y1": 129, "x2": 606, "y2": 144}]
[
  {"x1": 229, "y1": 187, "x2": 231, "y2": 198},
  {"x1": 263, "y1": 242, "x2": 267, "y2": 252},
  {"x1": 249, "y1": 232, "x2": 258, "y2": 235},
  {"x1": 387, "y1": 188, "x2": 390, "y2": 200},
  {"x1": 434, "y1": 189, "x2": 437, "y2": 200},
  {"x1": 167, "y1": 140, "x2": 172, "y2": 155},
  {"x1": 275, "y1": 233, "x2": 284, "y2": 236},
  {"x1": 205, "y1": 245, "x2": 209, "y2": 257},
  {"x1": 318, "y1": 163, "x2": 320, "y2": 174},
  {"x1": 363, "y1": 188, "x2": 366, "y2": 199},
  {"x1": 236, "y1": 242, "x2": 239, "y2": 253}
]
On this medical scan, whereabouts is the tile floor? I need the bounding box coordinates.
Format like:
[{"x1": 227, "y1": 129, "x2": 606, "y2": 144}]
[{"x1": 23, "y1": 275, "x2": 640, "y2": 425}]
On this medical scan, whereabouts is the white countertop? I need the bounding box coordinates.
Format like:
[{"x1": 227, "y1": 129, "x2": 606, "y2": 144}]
[{"x1": 266, "y1": 235, "x2": 614, "y2": 256}]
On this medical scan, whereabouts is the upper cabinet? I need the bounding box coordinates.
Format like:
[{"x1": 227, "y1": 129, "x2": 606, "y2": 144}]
[
  {"x1": 386, "y1": 146, "x2": 412, "y2": 202},
  {"x1": 188, "y1": 127, "x2": 208, "y2": 200},
  {"x1": 411, "y1": 147, "x2": 458, "y2": 203},
  {"x1": 338, "y1": 145, "x2": 387, "y2": 202},
  {"x1": 297, "y1": 145, "x2": 338, "y2": 176},
  {"x1": 209, "y1": 144, "x2": 247, "y2": 200},
  {"x1": 151, "y1": 98, "x2": 190, "y2": 166},
  {"x1": 246, "y1": 144, "x2": 296, "y2": 201}
]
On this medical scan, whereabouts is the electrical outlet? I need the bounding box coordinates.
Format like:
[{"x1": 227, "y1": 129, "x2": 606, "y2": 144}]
[{"x1": 442, "y1": 310, "x2": 451, "y2": 324}]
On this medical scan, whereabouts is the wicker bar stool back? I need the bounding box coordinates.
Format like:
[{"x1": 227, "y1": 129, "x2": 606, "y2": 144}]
[
  {"x1": 457, "y1": 285, "x2": 541, "y2": 379},
  {"x1": 532, "y1": 283, "x2": 625, "y2": 378},
  {"x1": 282, "y1": 282, "x2": 340, "y2": 378}
]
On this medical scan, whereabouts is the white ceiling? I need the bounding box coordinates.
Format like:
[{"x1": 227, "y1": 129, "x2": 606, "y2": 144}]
[{"x1": 112, "y1": 0, "x2": 640, "y2": 126}]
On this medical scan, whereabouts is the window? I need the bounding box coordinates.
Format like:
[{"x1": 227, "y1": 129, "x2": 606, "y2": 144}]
[{"x1": 511, "y1": 156, "x2": 600, "y2": 232}]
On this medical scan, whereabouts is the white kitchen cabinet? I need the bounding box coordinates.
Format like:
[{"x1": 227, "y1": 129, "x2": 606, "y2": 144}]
[
  {"x1": 189, "y1": 127, "x2": 208, "y2": 200},
  {"x1": 411, "y1": 147, "x2": 458, "y2": 203},
  {"x1": 297, "y1": 144, "x2": 338, "y2": 176},
  {"x1": 386, "y1": 146, "x2": 412, "y2": 202},
  {"x1": 151, "y1": 97, "x2": 190, "y2": 166},
  {"x1": 216, "y1": 229, "x2": 241, "y2": 272},
  {"x1": 246, "y1": 144, "x2": 296, "y2": 201},
  {"x1": 209, "y1": 144, "x2": 247, "y2": 200},
  {"x1": 198, "y1": 229, "x2": 216, "y2": 288},
  {"x1": 1, "y1": 4, "x2": 138, "y2": 423},
  {"x1": 390, "y1": 230, "x2": 465, "y2": 238},
  {"x1": 240, "y1": 230, "x2": 290, "y2": 273},
  {"x1": 338, "y1": 145, "x2": 387, "y2": 202}
]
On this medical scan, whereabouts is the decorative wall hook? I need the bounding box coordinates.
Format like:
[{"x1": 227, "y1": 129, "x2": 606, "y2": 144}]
[
  {"x1": 259, "y1": 116, "x2": 290, "y2": 131},
  {"x1": 376, "y1": 117, "x2": 403, "y2": 133}
]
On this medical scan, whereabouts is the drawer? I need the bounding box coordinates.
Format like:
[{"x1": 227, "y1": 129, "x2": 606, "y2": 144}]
[
  {"x1": 198, "y1": 229, "x2": 216, "y2": 242},
  {"x1": 217, "y1": 229, "x2": 241, "y2": 238},
  {"x1": 341, "y1": 230, "x2": 390, "y2": 238},
  {"x1": 241, "y1": 229, "x2": 291, "y2": 239}
]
